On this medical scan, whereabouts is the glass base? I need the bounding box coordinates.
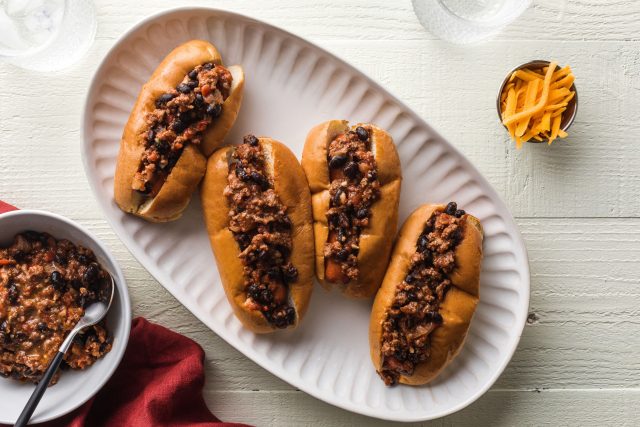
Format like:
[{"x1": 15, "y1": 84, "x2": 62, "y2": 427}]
[
  {"x1": 412, "y1": 0, "x2": 531, "y2": 44},
  {"x1": 2, "y1": 0, "x2": 97, "y2": 72}
]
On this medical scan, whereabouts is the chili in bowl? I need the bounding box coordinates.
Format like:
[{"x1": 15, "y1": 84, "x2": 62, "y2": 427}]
[{"x1": 0, "y1": 210, "x2": 131, "y2": 424}]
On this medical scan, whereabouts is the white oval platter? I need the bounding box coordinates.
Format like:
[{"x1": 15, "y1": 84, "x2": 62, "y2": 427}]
[{"x1": 81, "y1": 7, "x2": 530, "y2": 422}]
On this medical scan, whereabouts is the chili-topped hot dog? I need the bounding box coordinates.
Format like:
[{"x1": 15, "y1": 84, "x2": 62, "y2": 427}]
[
  {"x1": 114, "y1": 40, "x2": 244, "y2": 222},
  {"x1": 302, "y1": 120, "x2": 401, "y2": 298},
  {"x1": 369, "y1": 202, "x2": 483, "y2": 386},
  {"x1": 201, "y1": 135, "x2": 314, "y2": 332}
]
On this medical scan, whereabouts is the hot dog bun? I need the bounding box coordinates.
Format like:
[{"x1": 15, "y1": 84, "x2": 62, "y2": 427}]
[
  {"x1": 369, "y1": 204, "x2": 483, "y2": 385},
  {"x1": 114, "y1": 40, "x2": 244, "y2": 222},
  {"x1": 201, "y1": 137, "x2": 314, "y2": 333},
  {"x1": 301, "y1": 120, "x2": 401, "y2": 298}
]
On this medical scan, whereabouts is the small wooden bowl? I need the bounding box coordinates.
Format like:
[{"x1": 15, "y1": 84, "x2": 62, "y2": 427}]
[{"x1": 496, "y1": 60, "x2": 578, "y2": 143}]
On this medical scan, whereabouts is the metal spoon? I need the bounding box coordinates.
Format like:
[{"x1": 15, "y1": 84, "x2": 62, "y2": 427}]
[{"x1": 15, "y1": 275, "x2": 115, "y2": 427}]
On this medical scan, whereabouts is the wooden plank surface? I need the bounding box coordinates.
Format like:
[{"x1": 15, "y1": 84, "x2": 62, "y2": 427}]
[
  {"x1": 209, "y1": 390, "x2": 640, "y2": 426},
  {"x1": 1, "y1": 0, "x2": 639, "y2": 425}
]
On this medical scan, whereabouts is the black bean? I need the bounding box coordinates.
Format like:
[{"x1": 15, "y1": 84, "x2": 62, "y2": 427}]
[
  {"x1": 455, "y1": 209, "x2": 466, "y2": 218},
  {"x1": 336, "y1": 249, "x2": 349, "y2": 261},
  {"x1": 171, "y1": 119, "x2": 187, "y2": 133},
  {"x1": 283, "y1": 265, "x2": 298, "y2": 282},
  {"x1": 78, "y1": 254, "x2": 88, "y2": 264},
  {"x1": 37, "y1": 322, "x2": 47, "y2": 332},
  {"x1": 146, "y1": 129, "x2": 156, "y2": 143},
  {"x1": 405, "y1": 274, "x2": 415, "y2": 284},
  {"x1": 24, "y1": 231, "x2": 47, "y2": 244},
  {"x1": 188, "y1": 69, "x2": 198, "y2": 80},
  {"x1": 194, "y1": 93, "x2": 205, "y2": 107},
  {"x1": 154, "y1": 139, "x2": 169, "y2": 153},
  {"x1": 0, "y1": 321, "x2": 8, "y2": 344},
  {"x1": 203, "y1": 62, "x2": 214, "y2": 70},
  {"x1": 281, "y1": 216, "x2": 292, "y2": 228},
  {"x1": 167, "y1": 155, "x2": 179, "y2": 169},
  {"x1": 187, "y1": 79, "x2": 198, "y2": 89},
  {"x1": 445, "y1": 202, "x2": 457, "y2": 216},
  {"x1": 276, "y1": 244, "x2": 291, "y2": 258},
  {"x1": 356, "y1": 208, "x2": 369, "y2": 219},
  {"x1": 260, "y1": 289, "x2": 272, "y2": 304},
  {"x1": 328, "y1": 154, "x2": 348, "y2": 169},
  {"x1": 247, "y1": 283, "x2": 260, "y2": 299},
  {"x1": 7, "y1": 283, "x2": 18, "y2": 305},
  {"x1": 50, "y1": 271, "x2": 66, "y2": 291},
  {"x1": 177, "y1": 83, "x2": 192, "y2": 94},
  {"x1": 236, "y1": 233, "x2": 251, "y2": 250},
  {"x1": 280, "y1": 306, "x2": 296, "y2": 326},
  {"x1": 54, "y1": 252, "x2": 68, "y2": 266},
  {"x1": 29, "y1": 231, "x2": 45, "y2": 244},
  {"x1": 328, "y1": 213, "x2": 340, "y2": 227},
  {"x1": 245, "y1": 135, "x2": 259, "y2": 146},
  {"x1": 425, "y1": 311, "x2": 443, "y2": 324},
  {"x1": 355, "y1": 126, "x2": 369, "y2": 141},
  {"x1": 250, "y1": 171, "x2": 270, "y2": 190},
  {"x1": 83, "y1": 263, "x2": 100, "y2": 285},
  {"x1": 235, "y1": 164, "x2": 249, "y2": 181},
  {"x1": 332, "y1": 188, "x2": 345, "y2": 206},
  {"x1": 185, "y1": 110, "x2": 200, "y2": 124},
  {"x1": 344, "y1": 161, "x2": 359, "y2": 179},
  {"x1": 156, "y1": 93, "x2": 175, "y2": 106},
  {"x1": 417, "y1": 234, "x2": 428, "y2": 250},
  {"x1": 206, "y1": 103, "x2": 222, "y2": 118}
]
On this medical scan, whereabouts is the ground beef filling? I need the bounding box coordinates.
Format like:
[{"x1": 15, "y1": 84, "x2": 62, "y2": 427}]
[
  {"x1": 378, "y1": 202, "x2": 466, "y2": 386},
  {"x1": 133, "y1": 62, "x2": 233, "y2": 196},
  {"x1": 324, "y1": 126, "x2": 380, "y2": 282},
  {"x1": 0, "y1": 232, "x2": 112, "y2": 385},
  {"x1": 223, "y1": 135, "x2": 298, "y2": 328}
]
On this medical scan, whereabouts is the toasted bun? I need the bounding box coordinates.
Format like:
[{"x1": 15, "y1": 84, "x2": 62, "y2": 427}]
[
  {"x1": 369, "y1": 204, "x2": 483, "y2": 385},
  {"x1": 301, "y1": 120, "x2": 401, "y2": 298},
  {"x1": 201, "y1": 138, "x2": 314, "y2": 333},
  {"x1": 114, "y1": 40, "x2": 244, "y2": 222}
]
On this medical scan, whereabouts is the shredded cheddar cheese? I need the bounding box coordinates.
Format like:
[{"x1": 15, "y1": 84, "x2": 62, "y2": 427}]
[{"x1": 500, "y1": 62, "x2": 575, "y2": 147}]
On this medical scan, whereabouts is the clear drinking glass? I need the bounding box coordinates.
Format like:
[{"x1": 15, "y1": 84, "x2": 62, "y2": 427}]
[
  {"x1": 412, "y1": 0, "x2": 531, "y2": 44},
  {"x1": 0, "y1": 0, "x2": 96, "y2": 71}
]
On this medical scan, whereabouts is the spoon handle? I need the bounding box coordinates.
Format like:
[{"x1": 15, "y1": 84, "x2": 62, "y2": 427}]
[{"x1": 14, "y1": 351, "x2": 65, "y2": 427}]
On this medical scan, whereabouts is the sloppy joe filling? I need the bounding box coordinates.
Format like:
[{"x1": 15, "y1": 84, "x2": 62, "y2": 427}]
[
  {"x1": 324, "y1": 126, "x2": 380, "y2": 283},
  {"x1": 223, "y1": 135, "x2": 298, "y2": 328},
  {"x1": 378, "y1": 202, "x2": 466, "y2": 386},
  {"x1": 133, "y1": 62, "x2": 233, "y2": 196},
  {"x1": 0, "y1": 232, "x2": 112, "y2": 385}
]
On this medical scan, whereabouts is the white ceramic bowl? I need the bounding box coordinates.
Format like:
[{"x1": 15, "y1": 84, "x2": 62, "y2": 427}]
[{"x1": 0, "y1": 210, "x2": 131, "y2": 424}]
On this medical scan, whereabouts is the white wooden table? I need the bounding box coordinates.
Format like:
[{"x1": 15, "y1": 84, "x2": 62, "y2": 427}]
[{"x1": 1, "y1": 1, "x2": 639, "y2": 425}]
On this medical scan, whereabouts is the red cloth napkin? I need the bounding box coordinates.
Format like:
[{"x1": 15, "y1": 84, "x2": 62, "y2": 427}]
[
  {"x1": 1, "y1": 201, "x2": 251, "y2": 427},
  {"x1": 0, "y1": 200, "x2": 17, "y2": 213}
]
